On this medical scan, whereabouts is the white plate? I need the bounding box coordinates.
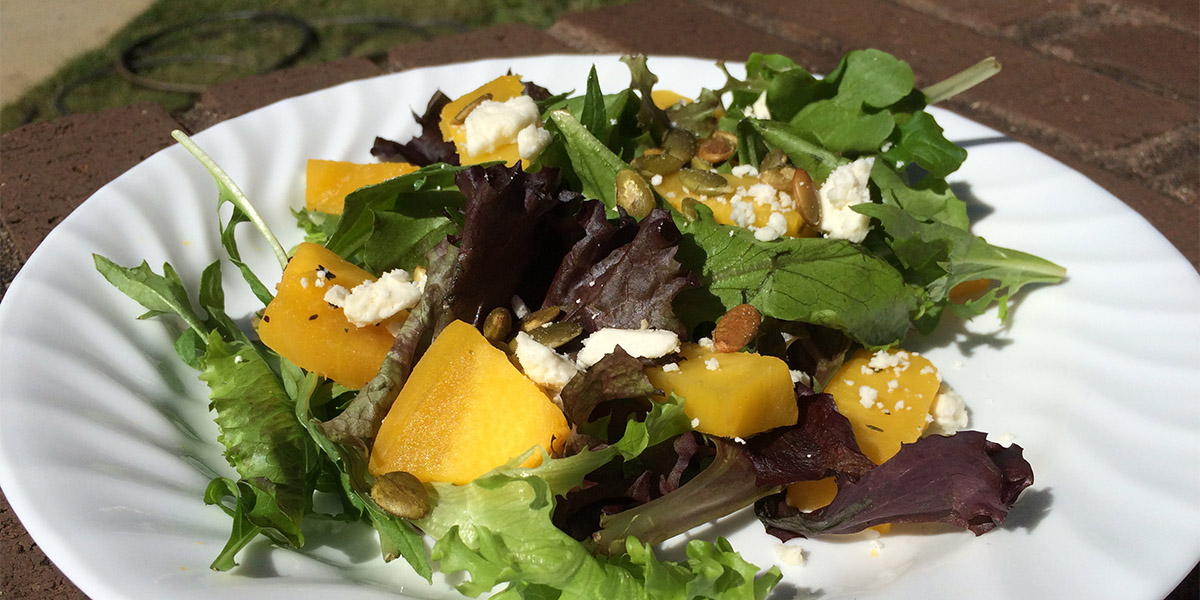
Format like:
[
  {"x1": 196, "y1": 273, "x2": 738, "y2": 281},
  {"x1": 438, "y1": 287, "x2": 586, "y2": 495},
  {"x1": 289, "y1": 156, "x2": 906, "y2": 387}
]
[{"x1": 1, "y1": 55, "x2": 1197, "y2": 600}]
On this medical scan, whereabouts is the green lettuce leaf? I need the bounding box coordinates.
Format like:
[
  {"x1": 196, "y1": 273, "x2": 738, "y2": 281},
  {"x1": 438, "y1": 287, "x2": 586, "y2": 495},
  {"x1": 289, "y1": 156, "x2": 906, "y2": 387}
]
[
  {"x1": 198, "y1": 332, "x2": 322, "y2": 569},
  {"x1": 416, "y1": 397, "x2": 779, "y2": 599},
  {"x1": 674, "y1": 209, "x2": 921, "y2": 347}
]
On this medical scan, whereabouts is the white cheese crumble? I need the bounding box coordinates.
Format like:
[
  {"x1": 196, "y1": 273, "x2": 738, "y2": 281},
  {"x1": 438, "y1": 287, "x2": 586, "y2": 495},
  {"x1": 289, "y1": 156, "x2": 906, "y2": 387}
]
[
  {"x1": 754, "y1": 211, "x2": 789, "y2": 242},
  {"x1": 858, "y1": 385, "x2": 878, "y2": 409},
  {"x1": 817, "y1": 157, "x2": 874, "y2": 243},
  {"x1": 650, "y1": 173, "x2": 664, "y2": 186},
  {"x1": 698, "y1": 337, "x2": 716, "y2": 351},
  {"x1": 691, "y1": 417, "x2": 701, "y2": 428},
  {"x1": 575, "y1": 328, "x2": 680, "y2": 368},
  {"x1": 868, "y1": 539, "x2": 884, "y2": 556},
  {"x1": 705, "y1": 357, "x2": 720, "y2": 371},
  {"x1": 463, "y1": 95, "x2": 549, "y2": 160},
  {"x1": 751, "y1": 90, "x2": 772, "y2": 120},
  {"x1": 511, "y1": 295, "x2": 531, "y2": 319},
  {"x1": 924, "y1": 383, "x2": 968, "y2": 436},
  {"x1": 989, "y1": 431, "x2": 1017, "y2": 447},
  {"x1": 323, "y1": 269, "x2": 422, "y2": 327},
  {"x1": 514, "y1": 332, "x2": 580, "y2": 394},
  {"x1": 774, "y1": 544, "x2": 806, "y2": 567},
  {"x1": 661, "y1": 362, "x2": 681, "y2": 373},
  {"x1": 789, "y1": 369, "x2": 812, "y2": 387},
  {"x1": 731, "y1": 164, "x2": 759, "y2": 178}
]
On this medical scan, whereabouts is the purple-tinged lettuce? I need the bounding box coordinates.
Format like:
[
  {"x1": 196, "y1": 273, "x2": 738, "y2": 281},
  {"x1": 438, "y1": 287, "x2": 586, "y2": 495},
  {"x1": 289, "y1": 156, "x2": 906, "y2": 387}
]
[{"x1": 756, "y1": 431, "x2": 1034, "y2": 539}]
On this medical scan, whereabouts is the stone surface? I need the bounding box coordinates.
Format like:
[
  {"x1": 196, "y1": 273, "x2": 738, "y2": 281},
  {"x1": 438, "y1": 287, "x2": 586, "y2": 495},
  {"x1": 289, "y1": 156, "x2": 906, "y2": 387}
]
[
  {"x1": 1041, "y1": 22, "x2": 1199, "y2": 101},
  {"x1": 0, "y1": 102, "x2": 184, "y2": 259},
  {"x1": 0, "y1": 491, "x2": 87, "y2": 599},
  {"x1": 548, "y1": 0, "x2": 824, "y2": 65},
  {"x1": 387, "y1": 23, "x2": 576, "y2": 71},
  {"x1": 183, "y1": 56, "x2": 384, "y2": 130}
]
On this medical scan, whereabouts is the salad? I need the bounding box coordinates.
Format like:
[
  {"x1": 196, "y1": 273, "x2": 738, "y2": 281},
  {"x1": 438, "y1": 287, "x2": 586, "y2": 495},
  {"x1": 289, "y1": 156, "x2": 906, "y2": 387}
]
[{"x1": 94, "y1": 50, "x2": 1065, "y2": 599}]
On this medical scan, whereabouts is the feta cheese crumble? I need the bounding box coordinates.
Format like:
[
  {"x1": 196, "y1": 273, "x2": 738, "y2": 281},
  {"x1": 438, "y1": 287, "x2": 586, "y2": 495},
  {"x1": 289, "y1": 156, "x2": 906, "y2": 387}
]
[
  {"x1": 774, "y1": 544, "x2": 806, "y2": 567},
  {"x1": 924, "y1": 383, "x2": 969, "y2": 436},
  {"x1": 514, "y1": 332, "x2": 580, "y2": 394},
  {"x1": 575, "y1": 328, "x2": 680, "y2": 368},
  {"x1": 817, "y1": 157, "x2": 874, "y2": 243},
  {"x1": 705, "y1": 357, "x2": 720, "y2": 371},
  {"x1": 751, "y1": 90, "x2": 771, "y2": 120},
  {"x1": 463, "y1": 95, "x2": 551, "y2": 161},
  {"x1": 323, "y1": 269, "x2": 422, "y2": 327}
]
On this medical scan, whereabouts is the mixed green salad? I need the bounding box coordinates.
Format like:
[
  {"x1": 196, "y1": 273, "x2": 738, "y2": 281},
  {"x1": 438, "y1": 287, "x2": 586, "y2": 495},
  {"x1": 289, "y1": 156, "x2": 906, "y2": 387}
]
[{"x1": 94, "y1": 51, "x2": 1064, "y2": 599}]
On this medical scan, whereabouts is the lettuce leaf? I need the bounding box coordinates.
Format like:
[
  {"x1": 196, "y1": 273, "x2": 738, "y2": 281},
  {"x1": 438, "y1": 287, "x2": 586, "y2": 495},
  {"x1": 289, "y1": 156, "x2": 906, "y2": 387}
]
[
  {"x1": 416, "y1": 398, "x2": 780, "y2": 599},
  {"x1": 756, "y1": 431, "x2": 1034, "y2": 538},
  {"x1": 199, "y1": 332, "x2": 322, "y2": 570},
  {"x1": 674, "y1": 209, "x2": 921, "y2": 347}
]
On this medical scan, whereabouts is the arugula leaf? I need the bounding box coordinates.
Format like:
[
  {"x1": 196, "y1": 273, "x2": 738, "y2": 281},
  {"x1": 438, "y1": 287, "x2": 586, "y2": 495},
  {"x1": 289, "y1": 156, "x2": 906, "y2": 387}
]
[
  {"x1": 172, "y1": 130, "x2": 285, "y2": 304},
  {"x1": 291, "y1": 360, "x2": 433, "y2": 581},
  {"x1": 748, "y1": 120, "x2": 845, "y2": 181},
  {"x1": 361, "y1": 189, "x2": 462, "y2": 273},
  {"x1": 881, "y1": 110, "x2": 967, "y2": 180},
  {"x1": 548, "y1": 109, "x2": 628, "y2": 215},
  {"x1": 870, "y1": 160, "x2": 968, "y2": 229},
  {"x1": 619, "y1": 54, "x2": 671, "y2": 143},
  {"x1": 581, "y1": 65, "x2": 611, "y2": 143},
  {"x1": 854, "y1": 202, "x2": 1066, "y2": 323},
  {"x1": 93, "y1": 256, "x2": 207, "y2": 335},
  {"x1": 674, "y1": 209, "x2": 921, "y2": 347},
  {"x1": 198, "y1": 332, "x2": 322, "y2": 569},
  {"x1": 325, "y1": 163, "x2": 466, "y2": 259}
]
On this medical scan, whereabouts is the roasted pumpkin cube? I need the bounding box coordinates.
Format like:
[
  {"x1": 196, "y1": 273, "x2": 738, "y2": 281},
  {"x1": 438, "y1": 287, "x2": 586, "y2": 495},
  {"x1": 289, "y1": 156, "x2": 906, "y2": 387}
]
[
  {"x1": 438, "y1": 74, "x2": 529, "y2": 167},
  {"x1": 368, "y1": 320, "x2": 569, "y2": 484},
  {"x1": 258, "y1": 242, "x2": 406, "y2": 389},
  {"x1": 646, "y1": 343, "x2": 798, "y2": 439},
  {"x1": 786, "y1": 348, "x2": 941, "y2": 515},
  {"x1": 305, "y1": 159, "x2": 418, "y2": 215}
]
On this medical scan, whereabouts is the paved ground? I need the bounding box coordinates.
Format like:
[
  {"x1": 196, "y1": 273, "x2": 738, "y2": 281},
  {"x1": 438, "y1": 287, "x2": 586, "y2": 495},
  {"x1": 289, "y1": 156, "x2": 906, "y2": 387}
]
[{"x1": 0, "y1": 0, "x2": 156, "y2": 104}]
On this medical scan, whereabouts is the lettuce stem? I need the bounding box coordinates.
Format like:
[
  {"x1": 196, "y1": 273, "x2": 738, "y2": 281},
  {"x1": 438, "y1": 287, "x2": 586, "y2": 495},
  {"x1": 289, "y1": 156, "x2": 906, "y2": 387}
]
[
  {"x1": 922, "y1": 57, "x2": 1001, "y2": 105},
  {"x1": 171, "y1": 130, "x2": 289, "y2": 270}
]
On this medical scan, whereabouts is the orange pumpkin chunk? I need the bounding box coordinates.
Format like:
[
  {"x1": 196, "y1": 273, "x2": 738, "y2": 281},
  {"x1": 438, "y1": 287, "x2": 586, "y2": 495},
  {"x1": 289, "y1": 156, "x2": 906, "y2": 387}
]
[
  {"x1": 652, "y1": 171, "x2": 807, "y2": 238},
  {"x1": 305, "y1": 159, "x2": 418, "y2": 214},
  {"x1": 786, "y1": 348, "x2": 941, "y2": 516},
  {"x1": 369, "y1": 320, "x2": 569, "y2": 484},
  {"x1": 646, "y1": 343, "x2": 797, "y2": 439},
  {"x1": 258, "y1": 242, "x2": 405, "y2": 389}
]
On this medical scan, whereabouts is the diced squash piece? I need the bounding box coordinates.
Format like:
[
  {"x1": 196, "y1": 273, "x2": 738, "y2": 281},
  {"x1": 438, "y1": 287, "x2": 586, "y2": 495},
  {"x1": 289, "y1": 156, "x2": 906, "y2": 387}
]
[
  {"x1": 785, "y1": 476, "x2": 838, "y2": 512},
  {"x1": 651, "y1": 89, "x2": 691, "y2": 109},
  {"x1": 821, "y1": 348, "x2": 941, "y2": 464},
  {"x1": 258, "y1": 242, "x2": 406, "y2": 389},
  {"x1": 949, "y1": 278, "x2": 992, "y2": 303},
  {"x1": 786, "y1": 348, "x2": 940, "y2": 516},
  {"x1": 305, "y1": 159, "x2": 419, "y2": 214},
  {"x1": 369, "y1": 320, "x2": 569, "y2": 484},
  {"x1": 438, "y1": 74, "x2": 528, "y2": 167},
  {"x1": 653, "y1": 171, "x2": 808, "y2": 237},
  {"x1": 646, "y1": 343, "x2": 797, "y2": 439}
]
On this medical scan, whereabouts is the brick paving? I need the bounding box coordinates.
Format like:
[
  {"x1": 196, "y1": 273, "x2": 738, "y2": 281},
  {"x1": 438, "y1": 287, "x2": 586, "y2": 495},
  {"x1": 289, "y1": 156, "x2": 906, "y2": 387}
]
[{"x1": 1, "y1": 0, "x2": 1196, "y2": 597}]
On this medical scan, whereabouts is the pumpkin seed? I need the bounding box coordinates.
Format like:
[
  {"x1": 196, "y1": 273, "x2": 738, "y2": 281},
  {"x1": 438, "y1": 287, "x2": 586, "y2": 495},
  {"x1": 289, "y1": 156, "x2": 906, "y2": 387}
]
[
  {"x1": 759, "y1": 147, "x2": 789, "y2": 172},
  {"x1": 760, "y1": 166, "x2": 796, "y2": 192},
  {"x1": 696, "y1": 130, "x2": 737, "y2": 164},
  {"x1": 483, "y1": 307, "x2": 512, "y2": 342},
  {"x1": 520, "y1": 306, "x2": 561, "y2": 332},
  {"x1": 678, "y1": 168, "x2": 732, "y2": 195},
  {"x1": 528, "y1": 321, "x2": 583, "y2": 349},
  {"x1": 662, "y1": 128, "x2": 698, "y2": 162},
  {"x1": 690, "y1": 156, "x2": 713, "y2": 171},
  {"x1": 792, "y1": 167, "x2": 821, "y2": 228},
  {"x1": 679, "y1": 197, "x2": 700, "y2": 222},
  {"x1": 615, "y1": 169, "x2": 655, "y2": 219},
  {"x1": 451, "y1": 93, "x2": 493, "y2": 125},
  {"x1": 371, "y1": 471, "x2": 430, "y2": 519},
  {"x1": 630, "y1": 153, "x2": 685, "y2": 177}
]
